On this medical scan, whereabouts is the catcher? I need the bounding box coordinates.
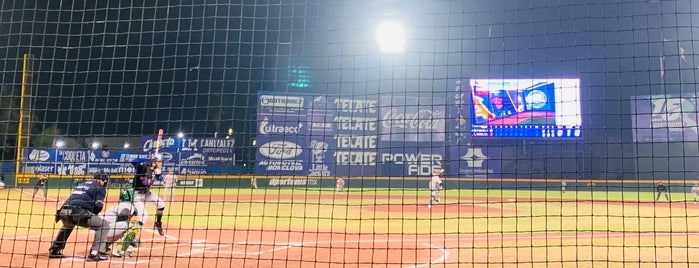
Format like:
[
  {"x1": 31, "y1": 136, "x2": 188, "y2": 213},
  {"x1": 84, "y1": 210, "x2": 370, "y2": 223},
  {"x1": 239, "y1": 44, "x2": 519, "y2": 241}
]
[
  {"x1": 428, "y1": 169, "x2": 444, "y2": 208},
  {"x1": 104, "y1": 189, "x2": 142, "y2": 257}
]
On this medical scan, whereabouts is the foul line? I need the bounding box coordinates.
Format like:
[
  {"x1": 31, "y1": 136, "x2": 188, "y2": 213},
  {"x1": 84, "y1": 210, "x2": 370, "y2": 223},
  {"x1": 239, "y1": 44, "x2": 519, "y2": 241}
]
[{"x1": 15, "y1": 188, "x2": 59, "y2": 202}]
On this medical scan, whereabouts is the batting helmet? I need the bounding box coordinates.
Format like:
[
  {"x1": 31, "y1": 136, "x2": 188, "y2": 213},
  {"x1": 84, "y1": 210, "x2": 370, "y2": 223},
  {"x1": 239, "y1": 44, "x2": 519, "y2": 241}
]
[{"x1": 119, "y1": 189, "x2": 135, "y2": 202}]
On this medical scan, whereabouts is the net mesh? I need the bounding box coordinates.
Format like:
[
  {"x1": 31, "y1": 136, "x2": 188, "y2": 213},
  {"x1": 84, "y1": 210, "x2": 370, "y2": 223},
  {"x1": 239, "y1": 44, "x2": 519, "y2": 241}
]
[{"x1": 1, "y1": 0, "x2": 699, "y2": 267}]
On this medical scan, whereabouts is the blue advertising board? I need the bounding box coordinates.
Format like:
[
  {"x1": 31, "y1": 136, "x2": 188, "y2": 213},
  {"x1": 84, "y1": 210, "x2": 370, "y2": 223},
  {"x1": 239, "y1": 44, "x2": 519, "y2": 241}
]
[
  {"x1": 140, "y1": 135, "x2": 235, "y2": 175},
  {"x1": 21, "y1": 135, "x2": 235, "y2": 176},
  {"x1": 256, "y1": 92, "x2": 446, "y2": 177},
  {"x1": 22, "y1": 148, "x2": 146, "y2": 175},
  {"x1": 447, "y1": 144, "x2": 502, "y2": 178}
]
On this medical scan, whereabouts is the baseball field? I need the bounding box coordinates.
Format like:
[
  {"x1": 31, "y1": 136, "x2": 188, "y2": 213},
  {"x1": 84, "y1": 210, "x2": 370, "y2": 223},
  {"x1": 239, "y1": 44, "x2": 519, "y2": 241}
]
[{"x1": 1, "y1": 186, "x2": 699, "y2": 267}]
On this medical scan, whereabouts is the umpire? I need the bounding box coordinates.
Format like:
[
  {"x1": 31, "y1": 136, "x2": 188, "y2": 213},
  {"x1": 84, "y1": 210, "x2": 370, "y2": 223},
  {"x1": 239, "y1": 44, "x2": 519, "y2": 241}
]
[{"x1": 48, "y1": 172, "x2": 111, "y2": 261}]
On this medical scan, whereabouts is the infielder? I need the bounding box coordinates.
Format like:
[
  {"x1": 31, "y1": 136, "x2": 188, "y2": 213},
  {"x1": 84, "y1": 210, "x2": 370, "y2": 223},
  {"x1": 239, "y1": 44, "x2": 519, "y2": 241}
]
[
  {"x1": 336, "y1": 177, "x2": 345, "y2": 193},
  {"x1": 132, "y1": 154, "x2": 166, "y2": 236},
  {"x1": 104, "y1": 189, "x2": 141, "y2": 258},
  {"x1": 428, "y1": 169, "x2": 444, "y2": 208},
  {"x1": 692, "y1": 183, "x2": 699, "y2": 203},
  {"x1": 33, "y1": 173, "x2": 49, "y2": 199},
  {"x1": 655, "y1": 182, "x2": 670, "y2": 202}
]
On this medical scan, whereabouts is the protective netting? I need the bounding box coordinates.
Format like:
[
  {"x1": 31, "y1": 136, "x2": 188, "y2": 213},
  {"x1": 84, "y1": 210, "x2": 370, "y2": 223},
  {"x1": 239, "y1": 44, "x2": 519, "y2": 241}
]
[{"x1": 1, "y1": 0, "x2": 699, "y2": 267}]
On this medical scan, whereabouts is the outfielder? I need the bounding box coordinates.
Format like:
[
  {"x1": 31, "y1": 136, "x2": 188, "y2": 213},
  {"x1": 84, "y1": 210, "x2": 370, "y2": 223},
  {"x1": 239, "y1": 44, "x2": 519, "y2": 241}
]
[
  {"x1": 104, "y1": 189, "x2": 141, "y2": 257},
  {"x1": 428, "y1": 169, "x2": 444, "y2": 208},
  {"x1": 132, "y1": 154, "x2": 166, "y2": 236}
]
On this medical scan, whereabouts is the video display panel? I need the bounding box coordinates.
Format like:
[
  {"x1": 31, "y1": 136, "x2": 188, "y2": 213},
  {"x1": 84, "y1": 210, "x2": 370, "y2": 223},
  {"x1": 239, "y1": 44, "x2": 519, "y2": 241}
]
[{"x1": 470, "y1": 79, "x2": 582, "y2": 138}]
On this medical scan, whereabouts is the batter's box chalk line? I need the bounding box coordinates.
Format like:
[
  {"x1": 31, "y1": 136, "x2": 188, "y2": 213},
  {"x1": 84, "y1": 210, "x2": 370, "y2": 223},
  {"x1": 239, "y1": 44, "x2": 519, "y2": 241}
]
[
  {"x1": 219, "y1": 239, "x2": 450, "y2": 267},
  {"x1": 218, "y1": 241, "x2": 304, "y2": 255}
]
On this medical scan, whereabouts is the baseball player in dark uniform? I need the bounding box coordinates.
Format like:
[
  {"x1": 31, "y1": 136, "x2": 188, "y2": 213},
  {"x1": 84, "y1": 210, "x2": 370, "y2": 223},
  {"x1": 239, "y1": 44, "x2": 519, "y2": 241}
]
[
  {"x1": 48, "y1": 172, "x2": 111, "y2": 261},
  {"x1": 132, "y1": 154, "x2": 166, "y2": 236},
  {"x1": 655, "y1": 182, "x2": 670, "y2": 201},
  {"x1": 33, "y1": 173, "x2": 49, "y2": 199}
]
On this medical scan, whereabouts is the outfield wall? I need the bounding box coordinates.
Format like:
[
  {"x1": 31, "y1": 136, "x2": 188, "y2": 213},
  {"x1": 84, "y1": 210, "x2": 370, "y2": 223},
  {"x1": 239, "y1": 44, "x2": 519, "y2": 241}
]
[{"x1": 7, "y1": 173, "x2": 695, "y2": 194}]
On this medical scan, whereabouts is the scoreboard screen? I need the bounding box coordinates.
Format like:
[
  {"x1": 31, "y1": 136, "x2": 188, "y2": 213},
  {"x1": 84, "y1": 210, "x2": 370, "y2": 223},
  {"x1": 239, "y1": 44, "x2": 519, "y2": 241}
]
[{"x1": 469, "y1": 78, "x2": 582, "y2": 138}]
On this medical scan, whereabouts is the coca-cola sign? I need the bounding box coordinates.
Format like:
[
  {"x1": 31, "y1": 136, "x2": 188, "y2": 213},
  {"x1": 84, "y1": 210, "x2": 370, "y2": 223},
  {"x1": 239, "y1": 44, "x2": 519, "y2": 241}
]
[
  {"x1": 259, "y1": 141, "x2": 303, "y2": 159},
  {"x1": 379, "y1": 95, "x2": 445, "y2": 142},
  {"x1": 381, "y1": 108, "x2": 442, "y2": 130}
]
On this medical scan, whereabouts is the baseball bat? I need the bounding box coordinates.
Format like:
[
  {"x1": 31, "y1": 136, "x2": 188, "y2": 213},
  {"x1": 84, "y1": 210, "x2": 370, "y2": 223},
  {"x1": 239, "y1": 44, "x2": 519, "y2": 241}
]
[{"x1": 155, "y1": 129, "x2": 163, "y2": 155}]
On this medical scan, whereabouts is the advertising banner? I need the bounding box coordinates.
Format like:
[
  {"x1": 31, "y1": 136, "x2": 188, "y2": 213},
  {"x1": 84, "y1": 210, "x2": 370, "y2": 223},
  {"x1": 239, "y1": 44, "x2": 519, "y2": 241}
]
[
  {"x1": 22, "y1": 149, "x2": 146, "y2": 176},
  {"x1": 256, "y1": 134, "x2": 308, "y2": 175},
  {"x1": 307, "y1": 95, "x2": 337, "y2": 176},
  {"x1": 448, "y1": 144, "x2": 502, "y2": 178},
  {"x1": 256, "y1": 92, "x2": 447, "y2": 177},
  {"x1": 140, "y1": 135, "x2": 236, "y2": 175},
  {"x1": 140, "y1": 136, "x2": 235, "y2": 163},
  {"x1": 332, "y1": 96, "x2": 380, "y2": 177},
  {"x1": 631, "y1": 94, "x2": 699, "y2": 142},
  {"x1": 379, "y1": 95, "x2": 446, "y2": 142},
  {"x1": 378, "y1": 144, "x2": 445, "y2": 176}
]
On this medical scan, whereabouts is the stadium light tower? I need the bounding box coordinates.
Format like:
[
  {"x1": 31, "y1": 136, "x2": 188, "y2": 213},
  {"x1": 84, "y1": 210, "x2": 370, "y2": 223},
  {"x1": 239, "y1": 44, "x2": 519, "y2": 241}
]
[{"x1": 375, "y1": 19, "x2": 406, "y2": 53}]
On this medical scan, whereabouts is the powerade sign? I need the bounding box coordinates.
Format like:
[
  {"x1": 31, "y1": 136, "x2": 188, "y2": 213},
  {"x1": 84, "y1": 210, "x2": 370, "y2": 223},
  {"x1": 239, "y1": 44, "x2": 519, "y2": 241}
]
[{"x1": 256, "y1": 92, "x2": 446, "y2": 177}]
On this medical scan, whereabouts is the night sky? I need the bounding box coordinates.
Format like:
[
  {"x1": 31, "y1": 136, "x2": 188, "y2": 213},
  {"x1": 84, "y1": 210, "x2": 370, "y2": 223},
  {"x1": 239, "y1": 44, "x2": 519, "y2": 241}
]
[{"x1": 2, "y1": 0, "x2": 699, "y2": 178}]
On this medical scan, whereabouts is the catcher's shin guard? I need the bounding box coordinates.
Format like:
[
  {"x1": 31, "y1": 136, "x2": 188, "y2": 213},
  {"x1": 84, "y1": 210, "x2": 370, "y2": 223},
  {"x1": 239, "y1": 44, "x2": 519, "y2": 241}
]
[{"x1": 119, "y1": 221, "x2": 141, "y2": 252}]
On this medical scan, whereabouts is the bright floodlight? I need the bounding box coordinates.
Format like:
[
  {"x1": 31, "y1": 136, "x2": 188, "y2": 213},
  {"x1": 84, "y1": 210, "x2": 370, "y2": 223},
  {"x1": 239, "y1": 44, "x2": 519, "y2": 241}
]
[
  {"x1": 178, "y1": 132, "x2": 185, "y2": 138},
  {"x1": 375, "y1": 20, "x2": 406, "y2": 53},
  {"x1": 55, "y1": 140, "x2": 65, "y2": 148},
  {"x1": 91, "y1": 141, "x2": 101, "y2": 149}
]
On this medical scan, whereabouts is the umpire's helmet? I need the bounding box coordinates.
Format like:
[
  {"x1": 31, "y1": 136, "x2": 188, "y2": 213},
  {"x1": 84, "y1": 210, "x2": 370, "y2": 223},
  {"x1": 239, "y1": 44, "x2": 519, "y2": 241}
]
[
  {"x1": 93, "y1": 172, "x2": 109, "y2": 186},
  {"x1": 119, "y1": 189, "x2": 135, "y2": 202}
]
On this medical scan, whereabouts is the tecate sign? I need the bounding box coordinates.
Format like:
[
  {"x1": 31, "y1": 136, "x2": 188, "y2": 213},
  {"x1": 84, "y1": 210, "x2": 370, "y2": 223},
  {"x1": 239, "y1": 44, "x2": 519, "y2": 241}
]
[{"x1": 259, "y1": 141, "x2": 302, "y2": 159}]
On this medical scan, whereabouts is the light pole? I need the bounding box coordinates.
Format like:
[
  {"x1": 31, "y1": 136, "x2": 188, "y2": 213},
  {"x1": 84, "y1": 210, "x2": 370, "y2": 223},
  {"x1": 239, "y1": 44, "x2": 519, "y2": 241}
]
[
  {"x1": 54, "y1": 140, "x2": 65, "y2": 175},
  {"x1": 177, "y1": 132, "x2": 185, "y2": 172}
]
